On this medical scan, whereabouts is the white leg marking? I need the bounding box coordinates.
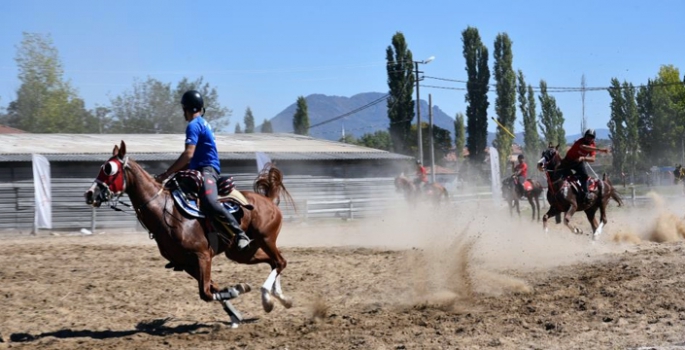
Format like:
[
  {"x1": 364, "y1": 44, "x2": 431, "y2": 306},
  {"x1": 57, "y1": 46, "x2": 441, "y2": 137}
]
[
  {"x1": 272, "y1": 274, "x2": 293, "y2": 309},
  {"x1": 261, "y1": 269, "x2": 278, "y2": 313}
]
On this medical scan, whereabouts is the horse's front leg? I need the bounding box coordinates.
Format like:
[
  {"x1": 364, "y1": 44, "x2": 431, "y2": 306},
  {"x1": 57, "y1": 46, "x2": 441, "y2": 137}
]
[
  {"x1": 564, "y1": 202, "x2": 582, "y2": 235},
  {"x1": 542, "y1": 207, "x2": 559, "y2": 233}
]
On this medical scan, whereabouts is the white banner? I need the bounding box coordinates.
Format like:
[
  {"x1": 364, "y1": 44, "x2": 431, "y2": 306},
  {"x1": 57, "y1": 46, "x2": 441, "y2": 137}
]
[
  {"x1": 255, "y1": 152, "x2": 272, "y2": 173},
  {"x1": 489, "y1": 147, "x2": 501, "y2": 205},
  {"x1": 32, "y1": 154, "x2": 52, "y2": 229}
]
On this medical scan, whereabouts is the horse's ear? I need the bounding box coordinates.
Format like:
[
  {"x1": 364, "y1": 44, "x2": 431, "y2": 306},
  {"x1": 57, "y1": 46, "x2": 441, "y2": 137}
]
[
  {"x1": 548, "y1": 142, "x2": 553, "y2": 148},
  {"x1": 118, "y1": 140, "x2": 127, "y2": 158},
  {"x1": 112, "y1": 144, "x2": 119, "y2": 156},
  {"x1": 555, "y1": 143, "x2": 560, "y2": 150}
]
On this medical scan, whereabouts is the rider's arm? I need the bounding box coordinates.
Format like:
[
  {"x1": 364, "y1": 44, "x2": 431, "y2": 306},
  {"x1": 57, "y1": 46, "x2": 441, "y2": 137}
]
[
  {"x1": 578, "y1": 154, "x2": 596, "y2": 163},
  {"x1": 161, "y1": 144, "x2": 195, "y2": 178},
  {"x1": 580, "y1": 144, "x2": 609, "y2": 154}
]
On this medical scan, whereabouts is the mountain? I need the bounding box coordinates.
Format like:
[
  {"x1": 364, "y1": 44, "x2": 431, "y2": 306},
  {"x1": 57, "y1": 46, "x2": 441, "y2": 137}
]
[{"x1": 263, "y1": 93, "x2": 456, "y2": 141}]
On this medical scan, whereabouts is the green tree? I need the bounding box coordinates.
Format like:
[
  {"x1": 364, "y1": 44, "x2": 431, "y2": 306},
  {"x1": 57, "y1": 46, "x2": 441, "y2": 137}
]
[
  {"x1": 608, "y1": 78, "x2": 627, "y2": 175},
  {"x1": 108, "y1": 76, "x2": 229, "y2": 133},
  {"x1": 292, "y1": 96, "x2": 309, "y2": 135},
  {"x1": 517, "y1": 70, "x2": 541, "y2": 158},
  {"x1": 4, "y1": 32, "x2": 97, "y2": 132},
  {"x1": 538, "y1": 80, "x2": 565, "y2": 147},
  {"x1": 234, "y1": 123, "x2": 242, "y2": 133},
  {"x1": 454, "y1": 112, "x2": 466, "y2": 158},
  {"x1": 356, "y1": 130, "x2": 392, "y2": 151},
  {"x1": 492, "y1": 33, "x2": 516, "y2": 175},
  {"x1": 243, "y1": 107, "x2": 255, "y2": 133},
  {"x1": 338, "y1": 134, "x2": 356, "y2": 144},
  {"x1": 261, "y1": 118, "x2": 273, "y2": 133},
  {"x1": 462, "y1": 26, "x2": 490, "y2": 164},
  {"x1": 386, "y1": 31, "x2": 415, "y2": 155},
  {"x1": 409, "y1": 123, "x2": 453, "y2": 166}
]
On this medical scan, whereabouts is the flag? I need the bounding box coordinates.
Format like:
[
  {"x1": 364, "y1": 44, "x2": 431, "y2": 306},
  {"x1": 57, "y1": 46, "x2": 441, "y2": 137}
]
[
  {"x1": 32, "y1": 154, "x2": 52, "y2": 229},
  {"x1": 255, "y1": 152, "x2": 272, "y2": 173}
]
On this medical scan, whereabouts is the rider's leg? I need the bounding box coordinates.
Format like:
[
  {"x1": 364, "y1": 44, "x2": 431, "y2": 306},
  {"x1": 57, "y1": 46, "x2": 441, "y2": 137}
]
[
  {"x1": 576, "y1": 162, "x2": 590, "y2": 201},
  {"x1": 201, "y1": 167, "x2": 251, "y2": 250}
]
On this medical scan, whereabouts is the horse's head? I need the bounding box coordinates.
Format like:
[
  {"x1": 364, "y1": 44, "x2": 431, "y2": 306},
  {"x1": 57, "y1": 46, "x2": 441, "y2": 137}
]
[
  {"x1": 537, "y1": 143, "x2": 560, "y2": 172},
  {"x1": 394, "y1": 174, "x2": 411, "y2": 193},
  {"x1": 84, "y1": 141, "x2": 129, "y2": 207}
]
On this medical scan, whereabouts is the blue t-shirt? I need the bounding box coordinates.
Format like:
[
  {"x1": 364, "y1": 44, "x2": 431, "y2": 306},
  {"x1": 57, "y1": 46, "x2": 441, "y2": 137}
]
[{"x1": 186, "y1": 116, "x2": 220, "y2": 173}]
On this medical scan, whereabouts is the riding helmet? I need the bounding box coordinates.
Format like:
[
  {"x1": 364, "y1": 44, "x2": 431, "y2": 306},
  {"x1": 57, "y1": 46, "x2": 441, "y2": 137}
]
[
  {"x1": 518, "y1": 154, "x2": 524, "y2": 160},
  {"x1": 181, "y1": 90, "x2": 204, "y2": 113},
  {"x1": 584, "y1": 128, "x2": 596, "y2": 138}
]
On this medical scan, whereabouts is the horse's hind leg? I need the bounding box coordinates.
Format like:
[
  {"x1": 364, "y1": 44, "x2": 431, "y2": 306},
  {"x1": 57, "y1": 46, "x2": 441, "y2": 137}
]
[{"x1": 259, "y1": 238, "x2": 290, "y2": 312}]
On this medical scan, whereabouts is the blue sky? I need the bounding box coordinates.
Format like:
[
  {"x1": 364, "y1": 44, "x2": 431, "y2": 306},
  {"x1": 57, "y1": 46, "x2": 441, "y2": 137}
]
[{"x1": 1, "y1": 0, "x2": 684, "y2": 135}]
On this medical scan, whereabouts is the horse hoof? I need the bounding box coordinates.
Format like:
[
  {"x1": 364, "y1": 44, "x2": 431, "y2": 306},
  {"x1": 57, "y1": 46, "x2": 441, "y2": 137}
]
[
  {"x1": 235, "y1": 283, "x2": 252, "y2": 294},
  {"x1": 279, "y1": 296, "x2": 294, "y2": 309},
  {"x1": 261, "y1": 288, "x2": 274, "y2": 313}
]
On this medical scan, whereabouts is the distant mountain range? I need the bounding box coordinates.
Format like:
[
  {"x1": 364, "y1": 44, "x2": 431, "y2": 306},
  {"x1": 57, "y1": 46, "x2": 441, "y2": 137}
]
[{"x1": 260, "y1": 92, "x2": 610, "y2": 146}]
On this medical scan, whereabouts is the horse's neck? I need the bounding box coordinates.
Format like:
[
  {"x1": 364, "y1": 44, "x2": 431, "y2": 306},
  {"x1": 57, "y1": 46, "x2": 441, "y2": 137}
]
[{"x1": 124, "y1": 162, "x2": 164, "y2": 209}]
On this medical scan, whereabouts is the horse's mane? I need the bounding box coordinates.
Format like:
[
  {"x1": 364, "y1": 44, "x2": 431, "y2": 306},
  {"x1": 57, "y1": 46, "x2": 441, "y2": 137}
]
[{"x1": 126, "y1": 157, "x2": 162, "y2": 191}]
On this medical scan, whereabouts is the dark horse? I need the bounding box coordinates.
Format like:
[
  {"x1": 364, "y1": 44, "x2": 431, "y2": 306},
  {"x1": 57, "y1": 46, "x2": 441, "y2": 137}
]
[
  {"x1": 501, "y1": 175, "x2": 543, "y2": 221},
  {"x1": 674, "y1": 164, "x2": 685, "y2": 192},
  {"x1": 394, "y1": 174, "x2": 449, "y2": 205},
  {"x1": 84, "y1": 141, "x2": 293, "y2": 327},
  {"x1": 537, "y1": 145, "x2": 623, "y2": 239}
]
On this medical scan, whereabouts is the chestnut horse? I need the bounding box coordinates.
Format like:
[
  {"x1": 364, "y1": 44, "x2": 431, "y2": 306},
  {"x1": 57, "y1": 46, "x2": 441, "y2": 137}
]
[
  {"x1": 84, "y1": 141, "x2": 292, "y2": 327},
  {"x1": 501, "y1": 175, "x2": 543, "y2": 221},
  {"x1": 674, "y1": 164, "x2": 685, "y2": 193},
  {"x1": 537, "y1": 145, "x2": 623, "y2": 239},
  {"x1": 394, "y1": 174, "x2": 449, "y2": 205}
]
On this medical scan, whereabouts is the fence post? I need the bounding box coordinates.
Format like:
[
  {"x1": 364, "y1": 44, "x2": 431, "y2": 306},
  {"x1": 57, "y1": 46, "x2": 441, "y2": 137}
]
[
  {"x1": 631, "y1": 186, "x2": 636, "y2": 207},
  {"x1": 348, "y1": 200, "x2": 354, "y2": 220}
]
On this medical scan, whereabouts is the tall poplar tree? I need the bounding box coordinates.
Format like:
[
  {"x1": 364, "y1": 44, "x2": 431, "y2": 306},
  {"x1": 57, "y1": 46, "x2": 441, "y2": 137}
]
[
  {"x1": 492, "y1": 33, "x2": 516, "y2": 174},
  {"x1": 517, "y1": 70, "x2": 540, "y2": 157},
  {"x1": 538, "y1": 80, "x2": 565, "y2": 147},
  {"x1": 385, "y1": 32, "x2": 415, "y2": 155},
  {"x1": 462, "y1": 26, "x2": 490, "y2": 164},
  {"x1": 454, "y1": 112, "x2": 466, "y2": 158},
  {"x1": 292, "y1": 96, "x2": 309, "y2": 135},
  {"x1": 261, "y1": 118, "x2": 273, "y2": 133}
]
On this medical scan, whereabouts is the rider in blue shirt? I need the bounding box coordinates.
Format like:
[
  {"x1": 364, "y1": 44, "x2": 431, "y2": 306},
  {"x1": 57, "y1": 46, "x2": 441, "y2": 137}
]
[{"x1": 156, "y1": 90, "x2": 251, "y2": 250}]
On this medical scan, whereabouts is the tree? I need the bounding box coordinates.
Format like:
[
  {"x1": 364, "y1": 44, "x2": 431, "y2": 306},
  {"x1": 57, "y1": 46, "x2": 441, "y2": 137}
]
[
  {"x1": 517, "y1": 70, "x2": 540, "y2": 158},
  {"x1": 234, "y1": 123, "x2": 242, "y2": 133},
  {"x1": 454, "y1": 112, "x2": 466, "y2": 157},
  {"x1": 386, "y1": 31, "x2": 415, "y2": 155},
  {"x1": 462, "y1": 26, "x2": 490, "y2": 164},
  {"x1": 243, "y1": 107, "x2": 255, "y2": 133},
  {"x1": 409, "y1": 123, "x2": 453, "y2": 165},
  {"x1": 356, "y1": 130, "x2": 392, "y2": 151},
  {"x1": 338, "y1": 134, "x2": 356, "y2": 144},
  {"x1": 492, "y1": 33, "x2": 516, "y2": 175},
  {"x1": 608, "y1": 78, "x2": 627, "y2": 175},
  {"x1": 538, "y1": 80, "x2": 565, "y2": 147},
  {"x1": 4, "y1": 32, "x2": 98, "y2": 133},
  {"x1": 261, "y1": 118, "x2": 273, "y2": 133},
  {"x1": 108, "y1": 76, "x2": 229, "y2": 133},
  {"x1": 292, "y1": 96, "x2": 309, "y2": 135}
]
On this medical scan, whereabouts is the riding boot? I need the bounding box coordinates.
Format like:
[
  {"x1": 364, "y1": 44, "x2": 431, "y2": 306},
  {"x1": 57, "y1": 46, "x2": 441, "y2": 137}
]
[
  {"x1": 225, "y1": 213, "x2": 252, "y2": 250},
  {"x1": 580, "y1": 178, "x2": 589, "y2": 203}
]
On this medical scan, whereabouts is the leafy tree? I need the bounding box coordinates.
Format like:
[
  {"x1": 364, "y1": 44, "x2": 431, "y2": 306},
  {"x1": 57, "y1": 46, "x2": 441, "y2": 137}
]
[
  {"x1": 409, "y1": 123, "x2": 453, "y2": 166},
  {"x1": 338, "y1": 134, "x2": 356, "y2": 144},
  {"x1": 608, "y1": 78, "x2": 627, "y2": 175},
  {"x1": 538, "y1": 80, "x2": 565, "y2": 148},
  {"x1": 454, "y1": 112, "x2": 466, "y2": 157},
  {"x1": 517, "y1": 70, "x2": 541, "y2": 158},
  {"x1": 462, "y1": 26, "x2": 490, "y2": 164},
  {"x1": 4, "y1": 32, "x2": 97, "y2": 132},
  {"x1": 234, "y1": 123, "x2": 242, "y2": 133},
  {"x1": 261, "y1": 118, "x2": 273, "y2": 133},
  {"x1": 108, "y1": 76, "x2": 229, "y2": 133},
  {"x1": 243, "y1": 107, "x2": 255, "y2": 133},
  {"x1": 492, "y1": 33, "x2": 516, "y2": 175},
  {"x1": 292, "y1": 96, "x2": 309, "y2": 135},
  {"x1": 356, "y1": 130, "x2": 392, "y2": 151},
  {"x1": 386, "y1": 31, "x2": 415, "y2": 155}
]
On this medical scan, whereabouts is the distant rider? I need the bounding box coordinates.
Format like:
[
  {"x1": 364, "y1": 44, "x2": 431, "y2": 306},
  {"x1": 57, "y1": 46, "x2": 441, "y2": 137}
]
[
  {"x1": 512, "y1": 154, "x2": 528, "y2": 195},
  {"x1": 414, "y1": 160, "x2": 428, "y2": 191},
  {"x1": 560, "y1": 128, "x2": 609, "y2": 203}
]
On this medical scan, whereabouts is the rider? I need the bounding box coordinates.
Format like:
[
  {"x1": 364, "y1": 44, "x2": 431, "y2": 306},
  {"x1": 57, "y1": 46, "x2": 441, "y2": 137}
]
[
  {"x1": 512, "y1": 154, "x2": 528, "y2": 195},
  {"x1": 560, "y1": 128, "x2": 609, "y2": 202},
  {"x1": 155, "y1": 90, "x2": 251, "y2": 251},
  {"x1": 414, "y1": 159, "x2": 428, "y2": 191}
]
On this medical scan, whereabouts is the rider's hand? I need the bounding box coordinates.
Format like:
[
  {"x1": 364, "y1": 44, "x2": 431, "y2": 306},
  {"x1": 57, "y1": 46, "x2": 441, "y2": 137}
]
[{"x1": 154, "y1": 172, "x2": 168, "y2": 183}]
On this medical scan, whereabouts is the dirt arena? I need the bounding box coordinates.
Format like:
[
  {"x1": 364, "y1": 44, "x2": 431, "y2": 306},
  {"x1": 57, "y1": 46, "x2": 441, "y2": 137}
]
[{"x1": 2, "y1": 195, "x2": 685, "y2": 349}]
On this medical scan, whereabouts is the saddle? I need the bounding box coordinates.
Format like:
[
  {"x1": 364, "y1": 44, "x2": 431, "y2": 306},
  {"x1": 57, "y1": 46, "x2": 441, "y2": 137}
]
[
  {"x1": 513, "y1": 177, "x2": 534, "y2": 193},
  {"x1": 566, "y1": 175, "x2": 599, "y2": 197},
  {"x1": 165, "y1": 170, "x2": 254, "y2": 248}
]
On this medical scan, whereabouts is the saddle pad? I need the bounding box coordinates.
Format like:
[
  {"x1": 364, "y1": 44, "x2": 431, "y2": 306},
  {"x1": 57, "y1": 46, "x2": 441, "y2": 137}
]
[
  {"x1": 172, "y1": 190, "x2": 240, "y2": 219},
  {"x1": 523, "y1": 180, "x2": 533, "y2": 192}
]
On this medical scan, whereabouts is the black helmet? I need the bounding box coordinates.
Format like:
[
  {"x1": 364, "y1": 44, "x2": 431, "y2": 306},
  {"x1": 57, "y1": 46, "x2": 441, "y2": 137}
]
[
  {"x1": 181, "y1": 90, "x2": 204, "y2": 113},
  {"x1": 416, "y1": 160, "x2": 422, "y2": 165},
  {"x1": 518, "y1": 154, "x2": 524, "y2": 160},
  {"x1": 584, "y1": 128, "x2": 596, "y2": 138}
]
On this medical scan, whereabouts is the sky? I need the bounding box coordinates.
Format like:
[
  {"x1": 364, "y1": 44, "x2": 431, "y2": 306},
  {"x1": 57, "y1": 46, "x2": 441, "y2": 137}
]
[{"x1": 1, "y1": 0, "x2": 684, "y2": 135}]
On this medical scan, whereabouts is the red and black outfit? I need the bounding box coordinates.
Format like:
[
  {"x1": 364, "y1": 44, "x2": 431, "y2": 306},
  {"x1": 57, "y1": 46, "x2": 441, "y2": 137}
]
[
  {"x1": 561, "y1": 138, "x2": 596, "y2": 197},
  {"x1": 513, "y1": 161, "x2": 528, "y2": 192}
]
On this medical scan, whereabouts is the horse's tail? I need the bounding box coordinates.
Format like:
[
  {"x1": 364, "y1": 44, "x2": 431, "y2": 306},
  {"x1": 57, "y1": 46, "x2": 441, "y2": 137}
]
[
  {"x1": 254, "y1": 167, "x2": 294, "y2": 208},
  {"x1": 603, "y1": 173, "x2": 624, "y2": 207}
]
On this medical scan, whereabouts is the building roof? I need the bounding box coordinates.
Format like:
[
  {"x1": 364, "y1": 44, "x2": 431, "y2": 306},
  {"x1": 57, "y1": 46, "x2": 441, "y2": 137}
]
[
  {"x1": 0, "y1": 133, "x2": 412, "y2": 162},
  {"x1": 0, "y1": 124, "x2": 26, "y2": 134}
]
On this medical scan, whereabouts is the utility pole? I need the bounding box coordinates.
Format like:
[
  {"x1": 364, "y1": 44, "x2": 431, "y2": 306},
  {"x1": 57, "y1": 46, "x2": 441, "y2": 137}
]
[
  {"x1": 415, "y1": 61, "x2": 422, "y2": 164},
  {"x1": 429, "y1": 94, "x2": 436, "y2": 183}
]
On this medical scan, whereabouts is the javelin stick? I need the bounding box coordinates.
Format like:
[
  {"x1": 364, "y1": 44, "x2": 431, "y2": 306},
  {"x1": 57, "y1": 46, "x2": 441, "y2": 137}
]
[{"x1": 490, "y1": 117, "x2": 515, "y2": 139}]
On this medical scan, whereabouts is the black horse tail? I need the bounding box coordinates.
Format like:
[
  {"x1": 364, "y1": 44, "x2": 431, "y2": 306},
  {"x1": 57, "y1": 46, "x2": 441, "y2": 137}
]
[
  {"x1": 254, "y1": 167, "x2": 294, "y2": 208},
  {"x1": 603, "y1": 173, "x2": 624, "y2": 207}
]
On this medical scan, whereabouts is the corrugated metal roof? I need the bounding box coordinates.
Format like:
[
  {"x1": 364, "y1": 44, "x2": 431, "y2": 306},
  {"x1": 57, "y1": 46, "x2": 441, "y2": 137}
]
[{"x1": 0, "y1": 133, "x2": 412, "y2": 162}]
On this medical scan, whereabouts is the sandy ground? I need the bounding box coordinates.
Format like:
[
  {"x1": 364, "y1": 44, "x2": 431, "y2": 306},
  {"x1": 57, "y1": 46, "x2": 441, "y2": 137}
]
[{"x1": 2, "y1": 194, "x2": 685, "y2": 349}]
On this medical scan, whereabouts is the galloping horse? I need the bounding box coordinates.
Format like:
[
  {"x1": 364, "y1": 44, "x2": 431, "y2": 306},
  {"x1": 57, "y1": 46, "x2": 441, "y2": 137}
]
[
  {"x1": 394, "y1": 174, "x2": 449, "y2": 205},
  {"x1": 84, "y1": 141, "x2": 293, "y2": 327},
  {"x1": 501, "y1": 175, "x2": 543, "y2": 221},
  {"x1": 537, "y1": 144, "x2": 623, "y2": 239}
]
